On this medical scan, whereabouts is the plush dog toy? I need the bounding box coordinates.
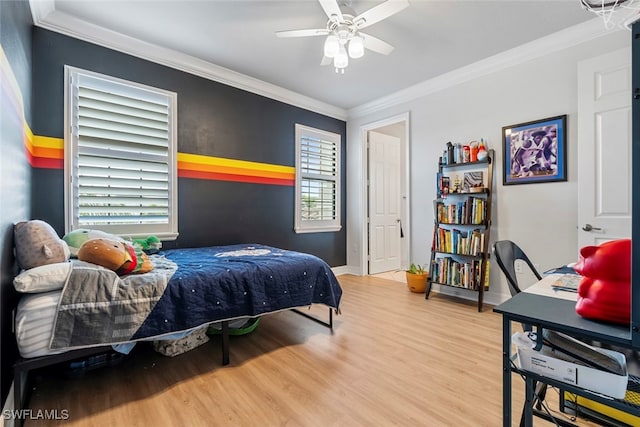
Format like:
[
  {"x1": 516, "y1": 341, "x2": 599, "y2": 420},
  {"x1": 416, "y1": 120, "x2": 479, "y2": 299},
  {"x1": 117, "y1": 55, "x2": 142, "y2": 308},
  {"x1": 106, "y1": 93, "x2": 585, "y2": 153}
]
[
  {"x1": 78, "y1": 238, "x2": 153, "y2": 276},
  {"x1": 573, "y1": 239, "x2": 631, "y2": 325},
  {"x1": 14, "y1": 220, "x2": 70, "y2": 270}
]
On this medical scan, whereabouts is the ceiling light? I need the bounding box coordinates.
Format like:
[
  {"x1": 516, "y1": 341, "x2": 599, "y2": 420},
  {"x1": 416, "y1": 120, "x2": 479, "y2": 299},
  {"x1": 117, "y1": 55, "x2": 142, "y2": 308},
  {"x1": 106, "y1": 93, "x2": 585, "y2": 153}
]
[
  {"x1": 334, "y1": 45, "x2": 348, "y2": 73},
  {"x1": 276, "y1": 0, "x2": 411, "y2": 74},
  {"x1": 348, "y1": 35, "x2": 364, "y2": 59},
  {"x1": 324, "y1": 35, "x2": 340, "y2": 58}
]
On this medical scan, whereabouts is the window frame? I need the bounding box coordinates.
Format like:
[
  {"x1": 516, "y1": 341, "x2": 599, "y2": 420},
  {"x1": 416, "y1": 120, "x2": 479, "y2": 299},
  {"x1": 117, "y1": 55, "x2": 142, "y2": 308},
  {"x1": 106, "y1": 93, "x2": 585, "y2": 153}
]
[
  {"x1": 64, "y1": 66, "x2": 178, "y2": 240},
  {"x1": 294, "y1": 124, "x2": 342, "y2": 234}
]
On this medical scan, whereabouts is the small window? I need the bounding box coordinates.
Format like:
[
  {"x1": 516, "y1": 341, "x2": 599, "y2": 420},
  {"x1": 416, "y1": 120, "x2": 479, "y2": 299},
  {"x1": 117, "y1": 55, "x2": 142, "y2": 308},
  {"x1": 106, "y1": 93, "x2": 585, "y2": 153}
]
[
  {"x1": 295, "y1": 124, "x2": 341, "y2": 233},
  {"x1": 64, "y1": 66, "x2": 178, "y2": 240}
]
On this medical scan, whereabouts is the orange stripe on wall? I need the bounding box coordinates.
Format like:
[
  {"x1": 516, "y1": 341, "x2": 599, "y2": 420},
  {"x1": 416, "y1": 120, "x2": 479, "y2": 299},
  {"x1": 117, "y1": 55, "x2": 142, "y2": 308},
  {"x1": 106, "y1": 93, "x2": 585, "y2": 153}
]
[
  {"x1": 178, "y1": 169, "x2": 294, "y2": 186},
  {"x1": 31, "y1": 146, "x2": 64, "y2": 160},
  {"x1": 24, "y1": 135, "x2": 296, "y2": 186},
  {"x1": 178, "y1": 161, "x2": 295, "y2": 181}
]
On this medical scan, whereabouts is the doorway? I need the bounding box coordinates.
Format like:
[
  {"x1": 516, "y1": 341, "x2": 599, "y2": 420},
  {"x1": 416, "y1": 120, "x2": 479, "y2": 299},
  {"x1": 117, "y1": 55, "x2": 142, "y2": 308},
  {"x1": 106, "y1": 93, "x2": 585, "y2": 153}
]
[
  {"x1": 577, "y1": 47, "x2": 632, "y2": 249},
  {"x1": 361, "y1": 113, "x2": 410, "y2": 276}
]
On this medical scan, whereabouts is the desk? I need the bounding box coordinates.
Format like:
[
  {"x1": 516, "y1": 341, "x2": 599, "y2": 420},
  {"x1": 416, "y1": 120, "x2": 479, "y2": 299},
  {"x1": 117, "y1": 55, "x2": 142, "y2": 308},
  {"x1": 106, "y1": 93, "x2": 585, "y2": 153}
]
[{"x1": 494, "y1": 276, "x2": 638, "y2": 426}]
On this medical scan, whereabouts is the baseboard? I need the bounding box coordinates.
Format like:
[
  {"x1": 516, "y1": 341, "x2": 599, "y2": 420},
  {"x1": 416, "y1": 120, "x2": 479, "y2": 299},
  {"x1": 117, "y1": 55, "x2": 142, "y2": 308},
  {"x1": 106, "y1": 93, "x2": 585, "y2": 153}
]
[{"x1": 331, "y1": 265, "x2": 354, "y2": 276}]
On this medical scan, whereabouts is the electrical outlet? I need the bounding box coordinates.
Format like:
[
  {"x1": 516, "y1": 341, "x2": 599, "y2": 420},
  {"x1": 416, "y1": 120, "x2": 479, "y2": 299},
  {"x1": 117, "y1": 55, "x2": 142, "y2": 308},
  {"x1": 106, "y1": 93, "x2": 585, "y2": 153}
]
[{"x1": 515, "y1": 260, "x2": 523, "y2": 274}]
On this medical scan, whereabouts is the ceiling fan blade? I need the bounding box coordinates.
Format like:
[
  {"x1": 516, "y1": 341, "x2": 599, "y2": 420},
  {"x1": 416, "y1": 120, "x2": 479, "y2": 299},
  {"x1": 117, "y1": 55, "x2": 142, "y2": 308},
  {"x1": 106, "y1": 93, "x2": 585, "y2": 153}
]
[
  {"x1": 361, "y1": 32, "x2": 394, "y2": 55},
  {"x1": 276, "y1": 29, "x2": 329, "y2": 38},
  {"x1": 354, "y1": 0, "x2": 410, "y2": 29},
  {"x1": 320, "y1": 56, "x2": 333, "y2": 66},
  {"x1": 318, "y1": 0, "x2": 343, "y2": 22}
]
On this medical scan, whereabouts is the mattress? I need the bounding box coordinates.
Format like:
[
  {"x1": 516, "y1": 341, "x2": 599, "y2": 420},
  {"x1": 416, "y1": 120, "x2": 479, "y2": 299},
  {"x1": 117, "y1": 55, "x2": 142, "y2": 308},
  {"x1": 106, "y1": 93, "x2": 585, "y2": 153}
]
[
  {"x1": 14, "y1": 291, "x2": 253, "y2": 359},
  {"x1": 15, "y1": 291, "x2": 66, "y2": 358}
]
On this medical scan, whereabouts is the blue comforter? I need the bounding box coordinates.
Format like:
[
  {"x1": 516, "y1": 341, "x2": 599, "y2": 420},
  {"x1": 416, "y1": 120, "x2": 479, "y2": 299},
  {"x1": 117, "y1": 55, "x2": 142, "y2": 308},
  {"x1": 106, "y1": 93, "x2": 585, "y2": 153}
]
[{"x1": 132, "y1": 244, "x2": 342, "y2": 339}]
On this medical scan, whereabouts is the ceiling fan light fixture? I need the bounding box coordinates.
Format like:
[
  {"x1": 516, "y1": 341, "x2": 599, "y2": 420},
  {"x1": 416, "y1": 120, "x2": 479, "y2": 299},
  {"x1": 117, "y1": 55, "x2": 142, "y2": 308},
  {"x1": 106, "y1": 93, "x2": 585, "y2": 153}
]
[
  {"x1": 324, "y1": 35, "x2": 340, "y2": 58},
  {"x1": 348, "y1": 35, "x2": 364, "y2": 59},
  {"x1": 276, "y1": 0, "x2": 409, "y2": 73},
  {"x1": 334, "y1": 45, "x2": 349, "y2": 70}
]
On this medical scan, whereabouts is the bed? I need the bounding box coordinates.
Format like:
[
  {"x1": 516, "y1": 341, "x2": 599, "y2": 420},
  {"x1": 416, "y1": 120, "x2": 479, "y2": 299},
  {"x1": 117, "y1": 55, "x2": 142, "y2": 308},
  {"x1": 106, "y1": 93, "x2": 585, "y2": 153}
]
[{"x1": 12, "y1": 243, "x2": 342, "y2": 420}]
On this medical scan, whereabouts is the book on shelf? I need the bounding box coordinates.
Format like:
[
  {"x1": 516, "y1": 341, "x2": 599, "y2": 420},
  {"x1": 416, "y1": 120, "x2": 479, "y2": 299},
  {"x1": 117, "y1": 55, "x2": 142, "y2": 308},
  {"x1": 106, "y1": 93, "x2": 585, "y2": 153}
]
[
  {"x1": 434, "y1": 227, "x2": 485, "y2": 256},
  {"x1": 434, "y1": 198, "x2": 486, "y2": 225},
  {"x1": 429, "y1": 256, "x2": 482, "y2": 290},
  {"x1": 438, "y1": 175, "x2": 450, "y2": 198}
]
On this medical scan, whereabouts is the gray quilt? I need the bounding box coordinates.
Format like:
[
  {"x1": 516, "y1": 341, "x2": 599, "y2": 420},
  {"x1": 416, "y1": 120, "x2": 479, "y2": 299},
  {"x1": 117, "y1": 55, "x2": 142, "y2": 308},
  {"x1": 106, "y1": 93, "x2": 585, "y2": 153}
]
[{"x1": 50, "y1": 256, "x2": 178, "y2": 350}]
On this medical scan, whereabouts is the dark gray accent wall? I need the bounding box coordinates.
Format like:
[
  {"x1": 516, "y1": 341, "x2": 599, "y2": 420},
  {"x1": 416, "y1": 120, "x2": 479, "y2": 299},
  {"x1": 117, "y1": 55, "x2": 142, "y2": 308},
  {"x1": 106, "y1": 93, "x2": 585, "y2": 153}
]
[
  {"x1": 632, "y1": 22, "x2": 639, "y2": 348},
  {"x1": 0, "y1": 0, "x2": 32, "y2": 405},
  {"x1": 32, "y1": 28, "x2": 347, "y2": 266}
]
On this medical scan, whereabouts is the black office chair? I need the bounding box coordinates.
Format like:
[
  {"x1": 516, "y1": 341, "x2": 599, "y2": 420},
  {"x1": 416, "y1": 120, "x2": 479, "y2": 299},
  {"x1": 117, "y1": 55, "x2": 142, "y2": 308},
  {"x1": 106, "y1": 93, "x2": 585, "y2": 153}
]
[
  {"x1": 493, "y1": 240, "x2": 556, "y2": 425},
  {"x1": 493, "y1": 240, "x2": 542, "y2": 297}
]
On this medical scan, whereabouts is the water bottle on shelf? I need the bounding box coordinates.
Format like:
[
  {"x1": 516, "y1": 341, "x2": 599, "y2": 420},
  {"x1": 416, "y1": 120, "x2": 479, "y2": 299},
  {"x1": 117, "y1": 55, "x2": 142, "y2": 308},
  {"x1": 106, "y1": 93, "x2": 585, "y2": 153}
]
[{"x1": 446, "y1": 141, "x2": 454, "y2": 165}]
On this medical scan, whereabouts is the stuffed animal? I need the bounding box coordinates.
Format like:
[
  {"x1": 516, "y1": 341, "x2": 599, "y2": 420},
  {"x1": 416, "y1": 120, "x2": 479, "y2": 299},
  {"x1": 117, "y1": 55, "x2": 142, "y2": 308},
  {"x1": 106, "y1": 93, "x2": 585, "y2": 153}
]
[
  {"x1": 14, "y1": 220, "x2": 70, "y2": 270},
  {"x1": 78, "y1": 238, "x2": 153, "y2": 276},
  {"x1": 63, "y1": 228, "x2": 124, "y2": 257},
  {"x1": 132, "y1": 236, "x2": 162, "y2": 254},
  {"x1": 573, "y1": 239, "x2": 631, "y2": 325}
]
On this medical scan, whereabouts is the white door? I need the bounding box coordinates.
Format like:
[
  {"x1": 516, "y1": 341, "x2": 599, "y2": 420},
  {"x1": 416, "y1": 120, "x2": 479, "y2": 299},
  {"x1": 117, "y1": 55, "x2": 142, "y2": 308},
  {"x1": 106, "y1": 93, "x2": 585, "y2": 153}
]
[
  {"x1": 368, "y1": 131, "x2": 402, "y2": 274},
  {"x1": 577, "y1": 47, "x2": 632, "y2": 249}
]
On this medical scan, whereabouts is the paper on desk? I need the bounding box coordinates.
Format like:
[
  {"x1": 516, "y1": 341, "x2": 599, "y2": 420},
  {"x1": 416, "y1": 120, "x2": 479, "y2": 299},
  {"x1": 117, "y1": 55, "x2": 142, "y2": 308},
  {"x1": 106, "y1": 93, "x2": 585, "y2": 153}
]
[
  {"x1": 522, "y1": 274, "x2": 579, "y2": 301},
  {"x1": 550, "y1": 274, "x2": 581, "y2": 292}
]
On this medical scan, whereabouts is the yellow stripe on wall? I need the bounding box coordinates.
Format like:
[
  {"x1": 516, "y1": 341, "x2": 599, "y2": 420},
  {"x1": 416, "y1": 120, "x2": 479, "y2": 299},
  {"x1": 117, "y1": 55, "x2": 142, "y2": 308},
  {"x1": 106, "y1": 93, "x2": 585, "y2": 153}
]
[
  {"x1": 26, "y1": 134, "x2": 63, "y2": 158},
  {"x1": 32, "y1": 134, "x2": 64, "y2": 149},
  {"x1": 177, "y1": 152, "x2": 295, "y2": 175},
  {"x1": 25, "y1": 137, "x2": 296, "y2": 184}
]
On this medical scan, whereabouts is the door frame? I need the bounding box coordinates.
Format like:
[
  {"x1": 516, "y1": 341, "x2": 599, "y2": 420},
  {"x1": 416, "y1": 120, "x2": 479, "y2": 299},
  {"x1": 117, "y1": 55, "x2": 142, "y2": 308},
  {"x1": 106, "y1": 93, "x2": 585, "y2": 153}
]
[{"x1": 360, "y1": 112, "x2": 411, "y2": 275}]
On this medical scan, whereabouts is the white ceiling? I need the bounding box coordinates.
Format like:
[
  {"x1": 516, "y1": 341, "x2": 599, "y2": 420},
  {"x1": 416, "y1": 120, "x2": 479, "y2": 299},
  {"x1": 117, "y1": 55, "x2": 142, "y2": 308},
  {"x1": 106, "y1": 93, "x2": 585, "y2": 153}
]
[{"x1": 32, "y1": 1, "x2": 604, "y2": 113}]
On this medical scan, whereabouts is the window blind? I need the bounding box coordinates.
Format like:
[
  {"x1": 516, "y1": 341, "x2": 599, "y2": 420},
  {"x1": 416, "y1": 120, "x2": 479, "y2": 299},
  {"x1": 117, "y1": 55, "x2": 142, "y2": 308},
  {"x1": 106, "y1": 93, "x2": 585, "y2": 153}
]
[
  {"x1": 294, "y1": 124, "x2": 341, "y2": 233},
  {"x1": 300, "y1": 136, "x2": 337, "y2": 221},
  {"x1": 66, "y1": 67, "x2": 178, "y2": 238}
]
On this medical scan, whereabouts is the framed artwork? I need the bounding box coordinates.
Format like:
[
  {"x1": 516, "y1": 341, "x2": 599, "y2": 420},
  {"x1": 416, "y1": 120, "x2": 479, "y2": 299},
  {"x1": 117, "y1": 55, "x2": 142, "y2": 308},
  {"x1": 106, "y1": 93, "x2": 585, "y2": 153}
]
[{"x1": 502, "y1": 115, "x2": 567, "y2": 185}]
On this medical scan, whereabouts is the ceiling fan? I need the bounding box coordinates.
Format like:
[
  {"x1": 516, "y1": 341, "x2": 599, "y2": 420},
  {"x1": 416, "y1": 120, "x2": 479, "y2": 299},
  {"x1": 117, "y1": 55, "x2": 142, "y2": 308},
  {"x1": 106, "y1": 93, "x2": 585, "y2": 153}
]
[{"x1": 276, "y1": 0, "x2": 410, "y2": 73}]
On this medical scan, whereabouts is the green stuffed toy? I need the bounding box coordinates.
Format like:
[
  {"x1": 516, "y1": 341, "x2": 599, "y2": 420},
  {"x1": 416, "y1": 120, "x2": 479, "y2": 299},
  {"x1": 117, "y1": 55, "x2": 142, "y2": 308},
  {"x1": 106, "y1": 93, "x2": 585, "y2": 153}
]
[{"x1": 132, "y1": 236, "x2": 162, "y2": 254}]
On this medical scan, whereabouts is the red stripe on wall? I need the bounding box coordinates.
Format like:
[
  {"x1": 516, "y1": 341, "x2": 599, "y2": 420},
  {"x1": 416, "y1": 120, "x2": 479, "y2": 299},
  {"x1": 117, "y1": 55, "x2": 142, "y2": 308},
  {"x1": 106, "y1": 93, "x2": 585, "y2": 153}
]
[
  {"x1": 25, "y1": 149, "x2": 63, "y2": 169},
  {"x1": 178, "y1": 169, "x2": 294, "y2": 186}
]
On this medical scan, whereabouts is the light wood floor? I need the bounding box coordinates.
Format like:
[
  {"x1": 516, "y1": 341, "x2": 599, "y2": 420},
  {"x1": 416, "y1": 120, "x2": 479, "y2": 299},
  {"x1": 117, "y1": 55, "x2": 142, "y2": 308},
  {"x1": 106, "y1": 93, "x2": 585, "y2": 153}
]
[{"x1": 26, "y1": 274, "x2": 602, "y2": 426}]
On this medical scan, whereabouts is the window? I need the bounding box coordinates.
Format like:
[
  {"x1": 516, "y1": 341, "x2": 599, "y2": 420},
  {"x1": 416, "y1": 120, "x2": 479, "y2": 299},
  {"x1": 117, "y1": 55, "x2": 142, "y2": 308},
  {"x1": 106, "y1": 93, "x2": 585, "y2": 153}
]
[
  {"x1": 64, "y1": 66, "x2": 178, "y2": 240},
  {"x1": 295, "y1": 124, "x2": 341, "y2": 233}
]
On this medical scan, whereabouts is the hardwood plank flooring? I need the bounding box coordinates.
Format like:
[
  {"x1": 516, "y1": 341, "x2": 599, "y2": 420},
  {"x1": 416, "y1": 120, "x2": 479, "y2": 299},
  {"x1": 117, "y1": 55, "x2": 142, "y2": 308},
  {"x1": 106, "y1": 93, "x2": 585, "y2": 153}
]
[{"x1": 25, "y1": 275, "x2": 602, "y2": 426}]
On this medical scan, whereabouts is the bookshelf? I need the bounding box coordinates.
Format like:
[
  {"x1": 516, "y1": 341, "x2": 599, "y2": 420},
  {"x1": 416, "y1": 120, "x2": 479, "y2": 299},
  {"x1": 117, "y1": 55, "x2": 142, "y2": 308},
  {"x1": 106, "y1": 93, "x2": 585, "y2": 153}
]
[{"x1": 426, "y1": 149, "x2": 494, "y2": 311}]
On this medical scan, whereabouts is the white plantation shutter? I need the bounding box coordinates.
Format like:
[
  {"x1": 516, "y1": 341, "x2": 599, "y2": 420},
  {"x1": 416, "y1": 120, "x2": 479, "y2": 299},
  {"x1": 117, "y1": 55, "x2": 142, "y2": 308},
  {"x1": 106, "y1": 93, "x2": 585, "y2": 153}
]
[
  {"x1": 65, "y1": 67, "x2": 178, "y2": 239},
  {"x1": 295, "y1": 124, "x2": 341, "y2": 233}
]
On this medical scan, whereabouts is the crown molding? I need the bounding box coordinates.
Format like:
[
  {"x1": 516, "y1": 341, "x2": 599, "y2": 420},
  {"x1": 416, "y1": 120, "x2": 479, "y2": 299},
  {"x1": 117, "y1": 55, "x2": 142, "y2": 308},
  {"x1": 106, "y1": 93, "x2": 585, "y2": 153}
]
[
  {"x1": 29, "y1": 1, "x2": 348, "y2": 121},
  {"x1": 29, "y1": 1, "x2": 624, "y2": 123},
  {"x1": 348, "y1": 17, "x2": 622, "y2": 119},
  {"x1": 28, "y1": 0, "x2": 54, "y2": 24}
]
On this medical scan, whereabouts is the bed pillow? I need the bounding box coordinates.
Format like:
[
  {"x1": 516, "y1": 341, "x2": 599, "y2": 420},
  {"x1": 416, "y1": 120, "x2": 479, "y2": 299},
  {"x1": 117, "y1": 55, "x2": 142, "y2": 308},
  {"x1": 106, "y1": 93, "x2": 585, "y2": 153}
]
[{"x1": 13, "y1": 262, "x2": 72, "y2": 293}]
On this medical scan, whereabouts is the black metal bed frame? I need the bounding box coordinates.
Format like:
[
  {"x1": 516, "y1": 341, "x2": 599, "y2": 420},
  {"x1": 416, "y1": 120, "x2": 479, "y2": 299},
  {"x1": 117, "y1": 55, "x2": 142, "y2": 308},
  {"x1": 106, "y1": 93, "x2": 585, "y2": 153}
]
[{"x1": 12, "y1": 306, "x2": 334, "y2": 426}]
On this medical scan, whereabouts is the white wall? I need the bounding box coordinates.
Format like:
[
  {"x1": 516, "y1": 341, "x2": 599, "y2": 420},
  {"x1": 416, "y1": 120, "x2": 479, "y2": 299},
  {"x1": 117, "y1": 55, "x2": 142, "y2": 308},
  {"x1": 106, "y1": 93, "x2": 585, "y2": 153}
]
[{"x1": 346, "y1": 29, "x2": 630, "y2": 305}]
